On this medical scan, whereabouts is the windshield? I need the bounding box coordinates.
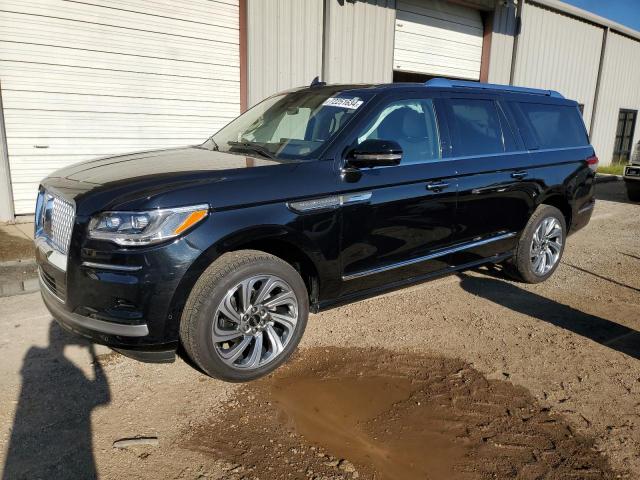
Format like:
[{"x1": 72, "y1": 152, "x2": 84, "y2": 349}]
[{"x1": 210, "y1": 88, "x2": 373, "y2": 160}]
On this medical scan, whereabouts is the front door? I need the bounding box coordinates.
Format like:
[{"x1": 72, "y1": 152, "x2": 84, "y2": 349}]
[{"x1": 337, "y1": 94, "x2": 458, "y2": 296}]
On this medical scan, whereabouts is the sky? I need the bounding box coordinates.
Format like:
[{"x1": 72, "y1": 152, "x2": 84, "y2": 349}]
[{"x1": 564, "y1": 0, "x2": 640, "y2": 32}]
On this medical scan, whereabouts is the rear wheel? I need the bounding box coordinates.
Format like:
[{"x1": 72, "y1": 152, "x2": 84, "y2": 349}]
[
  {"x1": 180, "y1": 250, "x2": 308, "y2": 382},
  {"x1": 625, "y1": 181, "x2": 640, "y2": 201},
  {"x1": 509, "y1": 205, "x2": 566, "y2": 284}
]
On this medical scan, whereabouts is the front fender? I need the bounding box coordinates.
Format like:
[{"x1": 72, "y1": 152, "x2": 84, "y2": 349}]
[{"x1": 164, "y1": 201, "x2": 341, "y2": 338}]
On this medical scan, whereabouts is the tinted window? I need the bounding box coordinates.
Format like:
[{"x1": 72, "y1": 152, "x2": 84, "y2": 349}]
[
  {"x1": 356, "y1": 99, "x2": 441, "y2": 164},
  {"x1": 448, "y1": 99, "x2": 504, "y2": 156},
  {"x1": 497, "y1": 105, "x2": 519, "y2": 152},
  {"x1": 518, "y1": 103, "x2": 588, "y2": 149},
  {"x1": 212, "y1": 89, "x2": 373, "y2": 160}
]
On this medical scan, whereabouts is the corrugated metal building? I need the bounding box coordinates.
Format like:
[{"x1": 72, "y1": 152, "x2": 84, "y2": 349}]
[{"x1": 1, "y1": 0, "x2": 639, "y2": 220}]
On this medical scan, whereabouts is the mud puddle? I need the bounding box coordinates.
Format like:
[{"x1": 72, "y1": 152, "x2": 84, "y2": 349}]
[
  {"x1": 270, "y1": 375, "x2": 469, "y2": 479},
  {"x1": 184, "y1": 348, "x2": 616, "y2": 479}
]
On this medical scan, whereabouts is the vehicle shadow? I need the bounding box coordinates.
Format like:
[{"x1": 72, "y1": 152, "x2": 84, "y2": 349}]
[
  {"x1": 458, "y1": 270, "x2": 640, "y2": 361},
  {"x1": 2, "y1": 321, "x2": 110, "y2": 480},
  {"x1": 595, "y1": 180, "x2": 639, "y2": 205}
]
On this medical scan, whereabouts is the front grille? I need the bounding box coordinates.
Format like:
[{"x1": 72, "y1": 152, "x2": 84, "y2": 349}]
[
  {"x1": 50, "y1": 196, "x2": 75, "y2": 253},
  {"x1": 38, "y1": 190, "x2": 75, "y2": 254}
]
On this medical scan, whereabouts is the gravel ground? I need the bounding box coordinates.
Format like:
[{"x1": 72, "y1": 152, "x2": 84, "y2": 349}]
[{"x1": 0, "y1": 180, "x2": 638, "y2": 479}]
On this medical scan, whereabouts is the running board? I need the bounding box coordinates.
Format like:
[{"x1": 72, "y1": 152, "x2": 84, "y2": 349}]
[
  {"x1": 313, "y1": 251, "x2": 514, "y2": 313},
  {"x1": 341, "y1": 232, "x2": 517, "y2": 281}
]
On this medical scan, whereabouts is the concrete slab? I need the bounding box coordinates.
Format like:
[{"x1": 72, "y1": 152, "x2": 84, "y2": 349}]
[{"x1": 14, "y1": 223, "x2": 34, "y2": 240}]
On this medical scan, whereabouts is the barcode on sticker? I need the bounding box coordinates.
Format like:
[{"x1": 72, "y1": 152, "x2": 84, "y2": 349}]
[{"x1": 322, "y1": 97, "x2": 364, "y2": 110}]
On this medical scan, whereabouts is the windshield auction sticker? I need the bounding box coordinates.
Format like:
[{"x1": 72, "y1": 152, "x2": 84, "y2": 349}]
[{"x1": 322, "y1": 97, "x2": 364, "y2": 110}]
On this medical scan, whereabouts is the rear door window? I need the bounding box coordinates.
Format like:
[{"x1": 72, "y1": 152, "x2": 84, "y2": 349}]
[
  {"x1": 447, "y1": 98, "x2": 505, "y2": 156},
  {"x1": 516, "y1": 103, "x2": 588, "y2": 149}
]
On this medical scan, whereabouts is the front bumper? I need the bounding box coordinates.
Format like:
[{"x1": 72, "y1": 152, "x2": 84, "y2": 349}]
[
  {"x1": 42, "y1": 285, "x2": 177, "y2": 363},
  {"x1": 41, "y1": 278, "x2": 149, "y2": 337}
]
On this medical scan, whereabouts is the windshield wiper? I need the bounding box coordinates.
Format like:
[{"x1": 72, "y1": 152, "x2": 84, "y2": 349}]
[
  {"x1": 207, "y1": 135, "x2": 219, "y2": 151},
  {"x1": 227, "y1": 141, "x2": 275, "y2": 159}
]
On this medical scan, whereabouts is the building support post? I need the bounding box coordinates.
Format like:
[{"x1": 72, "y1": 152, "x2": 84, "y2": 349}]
[
  {"x1": 239, "y1": 0, "x2": 248, "y2": 114},
  {"x1": 589, "y1": 27, "x2": 608, "y2": 137},
  {"x1": 479, "y1": 10, "x2": 494, "y2": 82},
  {"x1": 509, "y1": 0, "x2": 525, "y2": 85},
  {"x1": 0, "y1": 80, "x2": 15, "y2": 222}
]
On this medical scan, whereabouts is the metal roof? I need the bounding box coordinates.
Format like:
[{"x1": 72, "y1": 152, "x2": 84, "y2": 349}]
[{"x1": 530, "y1": 0, "x2": 640, "y2": 43}]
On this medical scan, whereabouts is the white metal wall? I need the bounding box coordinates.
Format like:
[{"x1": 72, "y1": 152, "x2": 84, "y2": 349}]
[
  {"x1": 487, "y1": 1, "x2": 517, "y2": 84},
  {"x1": 0, "y1": 0, "x2": 240, "y2": 214},
  {"x1": 324, "y1": 0, "x2": 396, "y2": 84},
  {"x1": 394, "y1": 0, "x2": 483, "y2": 80},
  {"x1": 591, "y1": 31, "x2": 640, "y2": 166},
  {"x1": 247, "y1": 0, "x2": 323, "y2": 107},
  {"x1": 512, "y1": 2, "x2": 603, "y2": 129}
]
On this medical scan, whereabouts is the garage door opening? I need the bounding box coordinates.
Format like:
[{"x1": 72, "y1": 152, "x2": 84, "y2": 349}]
[
  {"x1": 393, "y1": 0, "x2": 483, "y2": 81},
  {"x1": 393, "y1": 71, "x2": 434, "y2": 83}
]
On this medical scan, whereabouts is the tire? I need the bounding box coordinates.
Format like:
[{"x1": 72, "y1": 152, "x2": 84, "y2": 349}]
[
  {"x1": 508, "y1": 205, "x2": 566, "y2": 284},
  {"x1": 180, "y1": 250, "x2": 309, "y2": 382},
  {"x1": 625, "y1": 181, "x2": 640, "y2": 201}
]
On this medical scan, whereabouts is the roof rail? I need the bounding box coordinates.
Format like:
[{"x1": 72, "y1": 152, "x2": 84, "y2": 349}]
[{"x1": 425, "y1": 78, "x2": 564, "y2": 98}]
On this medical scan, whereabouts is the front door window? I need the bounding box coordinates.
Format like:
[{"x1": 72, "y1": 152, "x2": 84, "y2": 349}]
[{"x1": 355, "y1": 99, "x2": 441, "y2": 165}]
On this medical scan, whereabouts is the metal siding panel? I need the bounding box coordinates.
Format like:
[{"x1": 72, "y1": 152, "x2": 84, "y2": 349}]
[
  {"x1": 246, "y1": 0, "x2": 323, "y2": 107},
  {"x1": 591, "y1": 32, "x2": 640, "y2": 165},
  {"x1": 394, "y1": 0, "x2": 482, "y2": 80},
  {"x1": 324, "y1": 0, "x2": 396, "y2": 84},
  {"x1": 512, "y1": 3, "x2": 602, "y2": 128},
  {"x1": 0, "y1": 0, "x2": 240, "y2": 214},
  {"x1": 488, "y1": 1, "x2": 516, "y2": 84}
]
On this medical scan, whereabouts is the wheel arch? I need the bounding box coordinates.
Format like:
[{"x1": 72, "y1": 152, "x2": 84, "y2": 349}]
[
  {"x1": 538, "y1": 192, "x2": 572, "y2": 231},
  {"x1": 165, "y1": 226, "x2": 325, "y2": 339}
]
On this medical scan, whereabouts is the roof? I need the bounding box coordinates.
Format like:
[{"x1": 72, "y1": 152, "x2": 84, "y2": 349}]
[
  {"x1": 425, "y1": 78, "x2": 564, "y2": 98},
  {"x1": 530, "y1": 0, "x2": 640, "y2": 43},
  {"x1": 292, "y1": 79, "x2": 574, "y2": 103}
]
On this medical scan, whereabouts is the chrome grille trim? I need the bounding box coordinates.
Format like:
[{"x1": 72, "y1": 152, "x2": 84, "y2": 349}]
[{"x1": 50, "y1": 195, "x2": 75, "y2": 254}]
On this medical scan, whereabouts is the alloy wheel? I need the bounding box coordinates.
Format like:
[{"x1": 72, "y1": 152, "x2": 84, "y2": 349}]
[
  {"x1": 212, "y1": 274, "x2": 299, "y2": 370},
  {"x1": 530, "y1": 217, "x2": 563, "y2": 276}
]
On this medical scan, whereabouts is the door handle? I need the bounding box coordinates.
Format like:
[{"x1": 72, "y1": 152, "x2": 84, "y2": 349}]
[
  {"x1": 511, "y1": 171, "x2": 528, "y2": 180},
  {"x1": 426, "y1": 181, "x2": 450, "y2": 192}
]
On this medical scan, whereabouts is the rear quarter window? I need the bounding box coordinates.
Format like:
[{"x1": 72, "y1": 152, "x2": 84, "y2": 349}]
[{"x1": 517, "y1": 102, "x2": 588, "y2": 149}]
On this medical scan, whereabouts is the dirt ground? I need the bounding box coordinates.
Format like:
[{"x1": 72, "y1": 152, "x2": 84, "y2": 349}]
[
  {"x1": 0, "y1": 180, "x2": 638, "y2": 479},
  {"x1": 0, "y1": 225, "x2": 34, "y2": 264}
]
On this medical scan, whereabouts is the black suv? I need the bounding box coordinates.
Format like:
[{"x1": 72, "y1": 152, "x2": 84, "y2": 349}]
[{"x1": 35, "y1": 78, "x2": 597, "y2": 381}]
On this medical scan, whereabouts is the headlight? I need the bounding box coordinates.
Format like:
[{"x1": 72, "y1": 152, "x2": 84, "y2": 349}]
[{"x1": 88, "y1": 204, "x2": 209, "y2": 246}]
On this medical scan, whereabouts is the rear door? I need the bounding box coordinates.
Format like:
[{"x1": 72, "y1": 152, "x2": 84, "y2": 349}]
[{"x1": 442, "y1": 94, "x2": 536, "y2": 252}]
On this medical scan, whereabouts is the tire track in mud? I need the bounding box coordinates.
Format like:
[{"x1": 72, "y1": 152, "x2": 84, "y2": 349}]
[{"x1": 182, "y1": 347, "x2": 618, "y2": 479}]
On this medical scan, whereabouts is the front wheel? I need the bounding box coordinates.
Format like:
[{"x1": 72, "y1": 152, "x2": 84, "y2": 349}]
[
  {"x1": 180, "y1": 250, "x2": 308, "y2": 382},
  {"x1": 508, "y1": 205, "x2": 566, "y2": 284}
]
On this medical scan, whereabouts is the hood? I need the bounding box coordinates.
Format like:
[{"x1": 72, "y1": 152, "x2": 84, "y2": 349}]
[
  {"x1": 42, "y1": 146, "x2": 297, "y2": 215},
  {"x1": 53, "y1": 146, "x2": 280, "y2": 185}
]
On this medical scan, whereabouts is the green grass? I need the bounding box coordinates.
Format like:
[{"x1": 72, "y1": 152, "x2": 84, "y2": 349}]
[{"x1": 597, "y1": 164, "x2": 625, "y2": 176}]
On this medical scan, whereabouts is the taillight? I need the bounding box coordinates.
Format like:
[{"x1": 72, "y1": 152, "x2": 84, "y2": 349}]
[{"x1": 586, "y1": 155, "x2": 599, "y2": 172}]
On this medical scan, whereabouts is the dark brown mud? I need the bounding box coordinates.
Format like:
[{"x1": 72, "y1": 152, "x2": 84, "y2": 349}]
[{"x1": 184, "y1": 347, "x2": 616, "y2": 480}]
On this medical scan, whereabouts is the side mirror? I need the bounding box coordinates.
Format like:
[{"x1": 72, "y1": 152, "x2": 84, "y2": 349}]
[{"x1": 346, "y1": 139, "x2": 402, "y2": 169}]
